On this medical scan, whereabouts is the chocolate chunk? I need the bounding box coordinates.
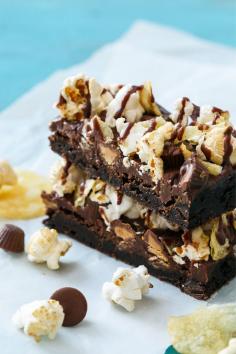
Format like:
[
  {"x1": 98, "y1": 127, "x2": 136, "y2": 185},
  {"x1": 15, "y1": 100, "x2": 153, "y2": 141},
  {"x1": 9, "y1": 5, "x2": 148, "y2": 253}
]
[
  {"x1": 51, "y1": 287, "x2": 87, "y2": 327},
  {"x1": 162, "y1": 143, "x2": 184, "y2": 170},
  {"x1": 0, "y1": 224, "x2": 25, "y2": 253},
  {"x1": 179, "y1": 157, "x2": 209, "y2": 191}
]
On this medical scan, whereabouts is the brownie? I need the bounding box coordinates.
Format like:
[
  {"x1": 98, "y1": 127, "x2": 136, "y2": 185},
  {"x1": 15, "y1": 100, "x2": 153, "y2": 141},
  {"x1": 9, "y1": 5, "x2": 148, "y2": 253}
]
[
  {"x1": 42, "y1": 191, "x2": 236, "y2": 300},
  {"x1": 49, "y1": 118, "x2": 236, "y2": 230},
  {"x1": 47, "y1": 76, "x2": 236, "y2": 230},
  {"x1": 42, "y1": 161, "x2": 236, "y2": 300}
]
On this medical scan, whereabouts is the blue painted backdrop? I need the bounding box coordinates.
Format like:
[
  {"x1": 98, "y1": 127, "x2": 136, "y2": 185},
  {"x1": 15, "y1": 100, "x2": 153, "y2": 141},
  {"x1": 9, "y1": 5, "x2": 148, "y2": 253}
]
[{"x1": 1, "y1": 0, "x2": 236, "y2": 111}]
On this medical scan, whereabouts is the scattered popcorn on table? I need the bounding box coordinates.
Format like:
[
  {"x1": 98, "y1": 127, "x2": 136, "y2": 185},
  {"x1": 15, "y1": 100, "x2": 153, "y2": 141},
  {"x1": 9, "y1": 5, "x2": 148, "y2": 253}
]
[
  {"x1": 12, "y1": 299, "x2": 64, "y2": 342},
  {"x1": 26, "y1": 227, "x2": 72, "y2": 270},
  {"x1": 0, "y1": 160, "x2": 17, "y2": 187},
  {"x1": 102, "y1": 265, "x2": 152, "y2": 311}
]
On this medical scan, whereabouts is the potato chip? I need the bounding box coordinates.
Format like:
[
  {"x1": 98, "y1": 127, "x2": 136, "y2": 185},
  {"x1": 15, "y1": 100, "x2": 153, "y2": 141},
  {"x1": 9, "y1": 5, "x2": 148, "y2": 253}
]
[{"x1": 0, "y1": 170, "x2": 51, "y2": 220}]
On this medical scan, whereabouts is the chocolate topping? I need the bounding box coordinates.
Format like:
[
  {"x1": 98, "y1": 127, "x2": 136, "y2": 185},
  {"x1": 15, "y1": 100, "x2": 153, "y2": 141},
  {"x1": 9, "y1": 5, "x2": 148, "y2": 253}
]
[
  {"x1": 179, "y1": 157, "x2": 209, "y2": 191},
  {"x1": 201, "y1": 143, "x2": 211, "y2": 161},
  {"x1": 190, "y1": 104, "x2": 200, "y2": 122},
  {"x1": 120, "y1": 122, "x2": 134, "y2": 140},
  {"x1": 51, "y1": 287, "x2": 87, "y2": 327},
  {"x1": 93, "y1": 116, "x2": 104, "y2": 141},
  {"x1": 114, "y1": 85, "x2": 142, "y2": 119},
  {"x1": 223, "y1": 126, "x2": 233, "y2": 164},
  {"x1": 162, "y1": 143, "x2": 184, "y2": 170},
  {"x1": 176, "y1": 97, "x2": 190, "y2": 123},
  {"x1": 0, "y1": 224, "x2": 25, "y2": 253}
]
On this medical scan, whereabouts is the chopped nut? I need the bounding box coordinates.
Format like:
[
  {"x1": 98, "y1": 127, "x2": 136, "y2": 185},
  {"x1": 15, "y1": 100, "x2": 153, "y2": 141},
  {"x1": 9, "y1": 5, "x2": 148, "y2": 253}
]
[
  {"x1": 111, "y1": 220, "x2": 136, "y2": 240},
  {"x1": 99, "y1": 143, "x2": 119, "y2": 165},
  {"x1": 143, "y1": 230, "x2": 169, "y2": 264}
]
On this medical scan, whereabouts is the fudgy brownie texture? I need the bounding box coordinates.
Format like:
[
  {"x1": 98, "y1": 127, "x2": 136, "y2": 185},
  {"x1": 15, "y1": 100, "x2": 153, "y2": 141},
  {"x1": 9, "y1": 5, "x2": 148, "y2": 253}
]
[
  {"x1": 43, "y1": 207, "x2": 236, "y2": 301},
  {"x1": 42, "y1": 187, "x2": 236, "y2": 300},
  {"x1": 49, "y1": 119, "x2": 236, "y2": 230}
]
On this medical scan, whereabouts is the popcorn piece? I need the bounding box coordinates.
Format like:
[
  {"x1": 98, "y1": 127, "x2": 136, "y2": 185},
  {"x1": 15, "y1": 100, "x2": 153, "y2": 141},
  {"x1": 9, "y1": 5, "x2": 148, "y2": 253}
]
[
  {"x1": 57, "y1": 74, "x2": 89, "y2": 120},
  {"x1": 12, "y1": 299, "x2": 64, "y2": 342},
  {"x1": 145, "y1": 210, "x2": 179, "y2": 231},
  {"x1": 203, "y1": 124, "x2": 226, "y2": 165},
  {"x1": 26, "y1": 227, "x2": 72, "y2": 270},
  {"x1": 102, "y1": 265, "x2": 152, "y2": 311},
  {"x1": 168, "y1": 303, "x2": 236, "y2": 354},
  {"x1": 57, "y1": 74, "x2": 114, "y2": 121},
  {"x1": 139, "y1": 81, "x2": 161, "y2": 116},
  {"x1": 116, "y1": 118, "x2": 154, "y2": 156},
  {"x1": 182, "y1": 126, "x2": 204, "y2": 144},
  {"x1": 99, "y1": 185, "x2": 141, "y2": 226},
  {"x1": 74, "y1": 178, "x2": 96, "y2": 207},
  {"x1": 170, "y1": 97, "x2": 194, "y2": 126},
  {"x1": 0, "y1": 160, "x2": 17, "y2": 187},
  {"x1": 92, "y1": 116, "x2": 114, "y2": 143},
  {"x1": 197, "y1": 105, "x2": 229, "y2": 125},
  {"x1": 210, "y1": 218, "x2": 230, "y2": 261},
  {"x1": 105, "y1": 85, "x2": 145, "y2": 127},
  {"x1": 50, "y1": 159, "x2": 80, "y2": 197},
  {"x1": 230, "y1": 136, "x2": 236, "y2": 166},
  {"x1": 219, "y1": 338, "x2": 236, "y2": 354},
  {"x1": 200, "y1": 160, "x2": 223, "y2": 176},
  {"x1": 173, "y1": 227, "x2": 210, "y2": 262}
]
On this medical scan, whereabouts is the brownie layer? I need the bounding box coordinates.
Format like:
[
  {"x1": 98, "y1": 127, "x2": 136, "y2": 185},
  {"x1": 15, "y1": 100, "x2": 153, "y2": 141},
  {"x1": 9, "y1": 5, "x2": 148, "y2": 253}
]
[
  {"x1": 42, "y1": 182, "x2": 236, "y2": 300},
  {"x1": 49, "y1": 125, "x2": 236, "y2": 230},
  {"x1": 44, "y1": 208, "x2": 236, "y2": 300}
]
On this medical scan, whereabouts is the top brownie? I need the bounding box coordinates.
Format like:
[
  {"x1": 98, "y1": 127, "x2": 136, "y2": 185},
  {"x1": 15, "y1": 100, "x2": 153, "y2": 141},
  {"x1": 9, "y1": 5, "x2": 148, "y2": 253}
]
[{"x1": 49, "y1": 74, "x2": 236, "y2": 230}]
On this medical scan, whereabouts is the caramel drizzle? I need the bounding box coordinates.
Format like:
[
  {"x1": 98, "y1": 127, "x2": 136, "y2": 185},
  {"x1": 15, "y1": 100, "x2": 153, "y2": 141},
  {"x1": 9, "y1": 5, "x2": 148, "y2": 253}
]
[{"x1": 114, "y1": 85, "x2": 143, "y2": 119}]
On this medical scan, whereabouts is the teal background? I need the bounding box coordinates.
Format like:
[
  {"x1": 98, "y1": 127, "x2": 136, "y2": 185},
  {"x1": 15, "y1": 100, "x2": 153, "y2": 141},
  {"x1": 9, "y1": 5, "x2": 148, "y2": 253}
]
[{"x1": 1, "y1": 0, "x2": 236, "y2": 111}]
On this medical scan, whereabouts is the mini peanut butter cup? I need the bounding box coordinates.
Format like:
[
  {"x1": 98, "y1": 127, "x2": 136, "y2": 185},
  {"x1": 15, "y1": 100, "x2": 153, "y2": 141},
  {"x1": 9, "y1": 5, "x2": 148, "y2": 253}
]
[{"x1": 0, "y1": 224, "x2": 25, "y2": 253}]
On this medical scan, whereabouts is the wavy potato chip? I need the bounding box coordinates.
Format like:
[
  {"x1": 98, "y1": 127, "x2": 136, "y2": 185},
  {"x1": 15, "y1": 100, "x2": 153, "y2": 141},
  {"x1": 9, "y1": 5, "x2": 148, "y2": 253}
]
[{"x1": 0, "y1": 171, "x2": 51, "y2": 220}]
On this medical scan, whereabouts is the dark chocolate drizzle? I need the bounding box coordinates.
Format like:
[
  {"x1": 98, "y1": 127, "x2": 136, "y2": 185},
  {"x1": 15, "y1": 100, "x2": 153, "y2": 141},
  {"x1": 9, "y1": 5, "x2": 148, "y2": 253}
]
[
  {"x1": 114, "y1": 85, "x2": 143, "y2": 119},
  {"x1": 201, "y1": 143, "x2": 211, "y2": 161},
  {"x1": 93, "y1": 117, "x2": 104, "y2": 141},
  {"x1": 176, "y1": 97, "x2": 190, "y2": 124},
  {"x1": 223, "y1": 126, "x2": 233, "y2": 164},
  {"x1": 120, "y1": 122, "x2": 134, "y2": 140}
]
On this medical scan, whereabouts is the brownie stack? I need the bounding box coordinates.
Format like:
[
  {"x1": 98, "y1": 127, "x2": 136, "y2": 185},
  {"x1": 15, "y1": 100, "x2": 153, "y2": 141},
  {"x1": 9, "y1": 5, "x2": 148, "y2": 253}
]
[{"x1": 43, "y1": 74, "x2": 236, "y2": 299}]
